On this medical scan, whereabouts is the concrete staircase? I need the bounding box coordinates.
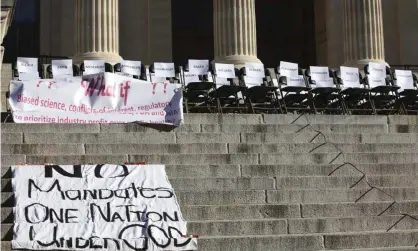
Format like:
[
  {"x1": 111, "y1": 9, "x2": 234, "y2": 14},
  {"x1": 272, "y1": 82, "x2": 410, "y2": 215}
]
[{"x1": 1, "y1": 114, "x2": 418, "y2": 250}]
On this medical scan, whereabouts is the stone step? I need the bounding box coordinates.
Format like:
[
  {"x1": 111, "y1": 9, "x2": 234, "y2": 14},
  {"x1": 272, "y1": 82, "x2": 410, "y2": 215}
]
[
  {"x1": 2, "y1": 176, "x2": 415, "y2": 191},
  {"x1": 1, "y1": 164, "x2": 242, "y2": 178},
  {"x1": 2, "y1": 163, "x2": 418, "y2": 178},
  {"x1": 302, "y1": 201, "x2": 418, "y2": 218},
  {"x1": 2, "y1": 123, "x2": 418, "y2": 134},
  {"x1": 229, "y1": 143, "x2": 418, "y2": 154},
  {"x1": 2, "y1": 153, "x2": 418, "y2": 166},
  {"x1": 2, "y1": 143, "x2": 418, "y2": 155},
  {"x1": 0, "y1": 204, "x2": 301, "y2": 222},
  {"x1": 2, "y1": 132, "x2": 418, "y2": 144},
  {"x1": 242, "y1": 163, "x2": 418, "y2": 177},
  {"x1": 268, "y1": 187, "x2": 418, "y2": 204}
]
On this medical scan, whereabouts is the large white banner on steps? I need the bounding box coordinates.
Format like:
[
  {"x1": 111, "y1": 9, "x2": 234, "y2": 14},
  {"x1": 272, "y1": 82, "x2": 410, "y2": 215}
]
[
  {"x1": 8, "y1": 73, "x2": 183, "y2": 126},
  {"x1": 12, "y1": 164, "x2": 198, "y2": 251}
]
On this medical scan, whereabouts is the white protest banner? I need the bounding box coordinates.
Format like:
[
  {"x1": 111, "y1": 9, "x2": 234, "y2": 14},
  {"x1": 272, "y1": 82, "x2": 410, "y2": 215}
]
[
  {"x1": 84, "y1": 60, "x2": 105, "y2": 74},
  {"x1": 287, "y1": 76, "x2": 306, "y2": 87},
  {"x1": 183, "y1": 72, "x2": 200, "y2": 85},
  {"x1": 279, "y1": 61, "x2": 298, "y2": 78},
  {"x1": 12, "y1": 165, "x2": 198, "y2": 250},
  {"x1": 340, "y1": 66, "x2": 359, "y2": 82},
  {"x1": 121, "y1": 60, "x2": 142, "y2": 76},
  {"x1": 154, "y1": 62, "x2": 175, "y2": 78},
  {"x1": 188, "y1": 60, "x2": 209, "y2": 75},
  {"x1": 395, "y1": 70, "x2": 415, "y2": 91},
  {"x1": 215, "y1": 63, "x2": 235, "y2": 78},
  {"x1": 310, "y1": 66, "x2": 330, "y2": 81},
  {"x1": 52, "y1": 59, "x2": 73, "y2": 77},
  {"x1": 245, "y1": 62, "x2": 265, "y2": 78},
  {"x1": 369, "y1": 62, "x2": 386, "y2": 79},
  {"x1": 17, "y1": 57, "x2": 38, "y2": 73},
  {"x1": 8, "y1": 73, "x2": 183, "y2": 126}
]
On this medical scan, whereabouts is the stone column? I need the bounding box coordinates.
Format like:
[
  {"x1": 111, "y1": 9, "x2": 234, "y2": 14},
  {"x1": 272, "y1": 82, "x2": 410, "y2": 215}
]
[
  {"x1": 213, "y1": 0, "x2": 260, "y2": 66},
  {"x1": 342, "y1": 0, "x2": 386, "y2": 66},
  {"x1": 74, "y1": 0, "x2": 122, "y2": 64}
]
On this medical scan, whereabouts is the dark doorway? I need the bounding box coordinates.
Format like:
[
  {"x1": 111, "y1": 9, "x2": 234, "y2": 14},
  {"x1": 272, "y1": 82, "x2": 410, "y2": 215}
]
[
  {"x1": 256, "y1": 0, "x2": 316, "y2": 68},
  {"x1": 2, "y1": 0, "x2": 41, "y2": 63},
  {"x1": 171, "y1": 0, "x2": 214, "y2": 66}
]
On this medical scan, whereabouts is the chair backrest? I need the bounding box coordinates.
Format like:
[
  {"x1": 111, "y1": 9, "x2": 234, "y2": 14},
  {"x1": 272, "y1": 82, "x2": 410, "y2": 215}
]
[
  {"x1": 213, "y1": 63, "x2": 238, "y2": 86},
  {"x1": 47, "y1": 63, "x2": 80, "y2": 78},
  {"x1": 14, "y1": 57, "x2": 44, "y2": 79},
  {"x1": 394, "y1": 69, "x2": 416, "y2": 90},
  {"x1": 364, "y1": 63, "x2": 391, "y2": 88},
  {"x1": 114, "y1": 62, "x2": 147, "y2": 80},
  {"x1": 335, "y1": 66, "x2": 363, "y2": 89},
  {"x1": 239, "y1": 67, "x2": 265, "y2": 87},
  {"x1": 305, "y1": 66, "x2": 336, "y2": 88},
  {"x1": 149, "y1": 63, "x2": 180, "y2": 83}
]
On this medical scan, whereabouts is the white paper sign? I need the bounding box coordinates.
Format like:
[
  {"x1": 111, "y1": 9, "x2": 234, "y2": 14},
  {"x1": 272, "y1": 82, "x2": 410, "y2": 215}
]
[
  {"x1": 341, "y1": 79, "x2": 361, "y2": 89},
  {"x1": 154, "y1": 62, "x2": 175, "y2": 78},
  {"x1": 52, "y1": 59, "x2": 73, "y2": 77},
  {"x1": 151, "y1": 73, "x2": 168, "y2": 84},
  {"x1": 17, "y1": 57, "x2": 38, "y2": 73},
  {"x1": 244, "y1": 76, "x2": 263, "y2": 87},
  {"x1": 8, "y1": 73, "x2": 184, "y2": 126},
  {"x1": 215, "y1": 63, "x2": 235, "y2": 78},
  {"x1": 395, "y1": 70, "x2": 414, "y2": 91},
  {"x1": 279, "y1": 61, "x2": 298, "y2": 78},
  {"x1": 369, "y1": 62, "x2": 386, "y2": 79},
  {"x1": 310, "y1": 66, "x2": 329, "y2": 81},
  {"x1": 18, "y1": 72, "x2": 40, "y2": 81},
  {"x1": 287, "y1": 76, "x2": 306, "y2": 87},
  {"x1": 184, "y1": 72, "x2": 200, "y2": 85},
  {"x1": 84, "y1": 60, "x2": 105, "y2": 75},
  {"x1": 340, "y1": 66, "x2": 359, "y2": 82},
  {"x1": 12, "y1": 165, "x2": 198, "y2": 250},
  {"x1": 246, "y1": 62, "x2": 265, "y2": 78},
  {"x1": 121, "y1": 60, "x2": 142, "y2": 76},
  {"x1": 368, "y1": 76, "x2": 386, "y2": 88},
  {"x1": 314, "y1": 79, "x2": 335, "y2": 88},
  {"x1": 188, "y1": 60, "x2": 209, "y2": 75}
]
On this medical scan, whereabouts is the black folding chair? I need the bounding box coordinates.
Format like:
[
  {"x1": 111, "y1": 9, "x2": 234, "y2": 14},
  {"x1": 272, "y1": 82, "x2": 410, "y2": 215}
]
[
  {"x1": 114, "y1": 63, "x2": 147, "y2": 80},
  {"x1": 239, "y1": 67, "x2": 281, "y2": 114},
  {"x1": 274, "y1": 67, "x2": 312, "y2": 114},
  {"x1": 304, "y1": 68, "x2": 344, "y2": 114},
  {"x1": 333, "y1": 69, "x2": 372, "y2": 114},
  {"x1": 210, "y1": 67, "x2": 247, "y2": 113},
  {"x1": 394, "y1": 71, "x2": 418, "y2": 115},
  {"x1": 181, "y1": 63, "x2": 217, "y2": 113},
  {"x1": 46, "y1": 64, "x2": 81, "y2": 78},
  {"x1": 363, "y1": 65, "x2": 400, "y2": 114}
]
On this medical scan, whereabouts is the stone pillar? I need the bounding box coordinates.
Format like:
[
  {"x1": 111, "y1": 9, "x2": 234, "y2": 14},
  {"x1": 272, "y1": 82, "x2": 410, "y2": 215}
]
[
  {"x1": 213, "y1": 0, "x2": 260, "y2": 66},
  {"x1": 74, "y1": 0, "x2": 122, "y2": 64},
  {"x1": 342, "y1": 0, "x2": 386, "y2": 67}
]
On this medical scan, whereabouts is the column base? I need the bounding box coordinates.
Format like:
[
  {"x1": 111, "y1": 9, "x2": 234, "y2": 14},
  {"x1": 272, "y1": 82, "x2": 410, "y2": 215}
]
[
  {"x1": 344, "y1": 59, "x2": 388, "y2": 69},
  {"x1": 213, "y1": 55, "x2": 261, "y2": 68},
  {"x1": 73, "y1": 52, "x2": 123, "y2": 65}
]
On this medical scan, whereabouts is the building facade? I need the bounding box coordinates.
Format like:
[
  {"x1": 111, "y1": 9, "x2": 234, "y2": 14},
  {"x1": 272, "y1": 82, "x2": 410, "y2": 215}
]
[{"x1": 2, "y1": 0, "x2": 418, "y2": 68}]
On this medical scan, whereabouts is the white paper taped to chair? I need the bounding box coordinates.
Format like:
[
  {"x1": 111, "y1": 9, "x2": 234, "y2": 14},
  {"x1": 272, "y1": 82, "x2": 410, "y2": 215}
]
[
  {"x1": 368, "y1": 76, "x2": 386, "y2": 88},
  {"x1": 340, "y1": 66, "x2": 359, "y2": 82},
  {"x1": 17, "y1": 57, "x2": 38, "y2": 73},
  {"x1": 279, "y1": 61, "x2": 298, "y2": 78},
  {"x1": 52, "y1": 59, "x2": 73, "y2": 77},
  {"x1": 244, "y1": 76, "x2": 263, "y2": 87},
  {"x1": 395, "y1": 70, "x2": 414, "y2": 91},
  {"x1": 246, "y1": 62, "x2": 265, "y2": 78},
  {"x1": 84, "y1": 60, "x2": 105, "y2": 74},
  {"x1": 215, "y1": 63, "x2": 235, "y2": 78},
  {"x1": 188, "y1": 59, "x2": 209, "y2": 75},
  {"x1": 121, "y1": 60, "x2": 142, "y2": 76},
  {"x1": 310, "y1": 66, "x2": 329, "y2": 82},
  {"x1": 314, "y1": 79, "x2": 335, "y2": 88},
  {"x1": 369, "y1": 62, "x2": 386, "y2": 79},
  {"x1": 287, "y1": 75, "x2": 306, "y2": 87},
  {"x1": 154, "y1": 62, "x2": 175, "y2": 77},
  {"x1": 184, "y1": 72, "x2": 200, "y2": 85},
  {"x1": 18, "y1": 72, "x2": 40, "y2": 81}
]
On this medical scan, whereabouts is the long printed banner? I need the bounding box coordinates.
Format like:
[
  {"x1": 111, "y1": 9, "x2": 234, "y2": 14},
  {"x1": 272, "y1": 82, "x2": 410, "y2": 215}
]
[
  {"x1": 12, "y1": 165, "x2": 198, "y2": 250},
  {"x1": 8, "y1": 73, "x2": 183, "y2": 126}
]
